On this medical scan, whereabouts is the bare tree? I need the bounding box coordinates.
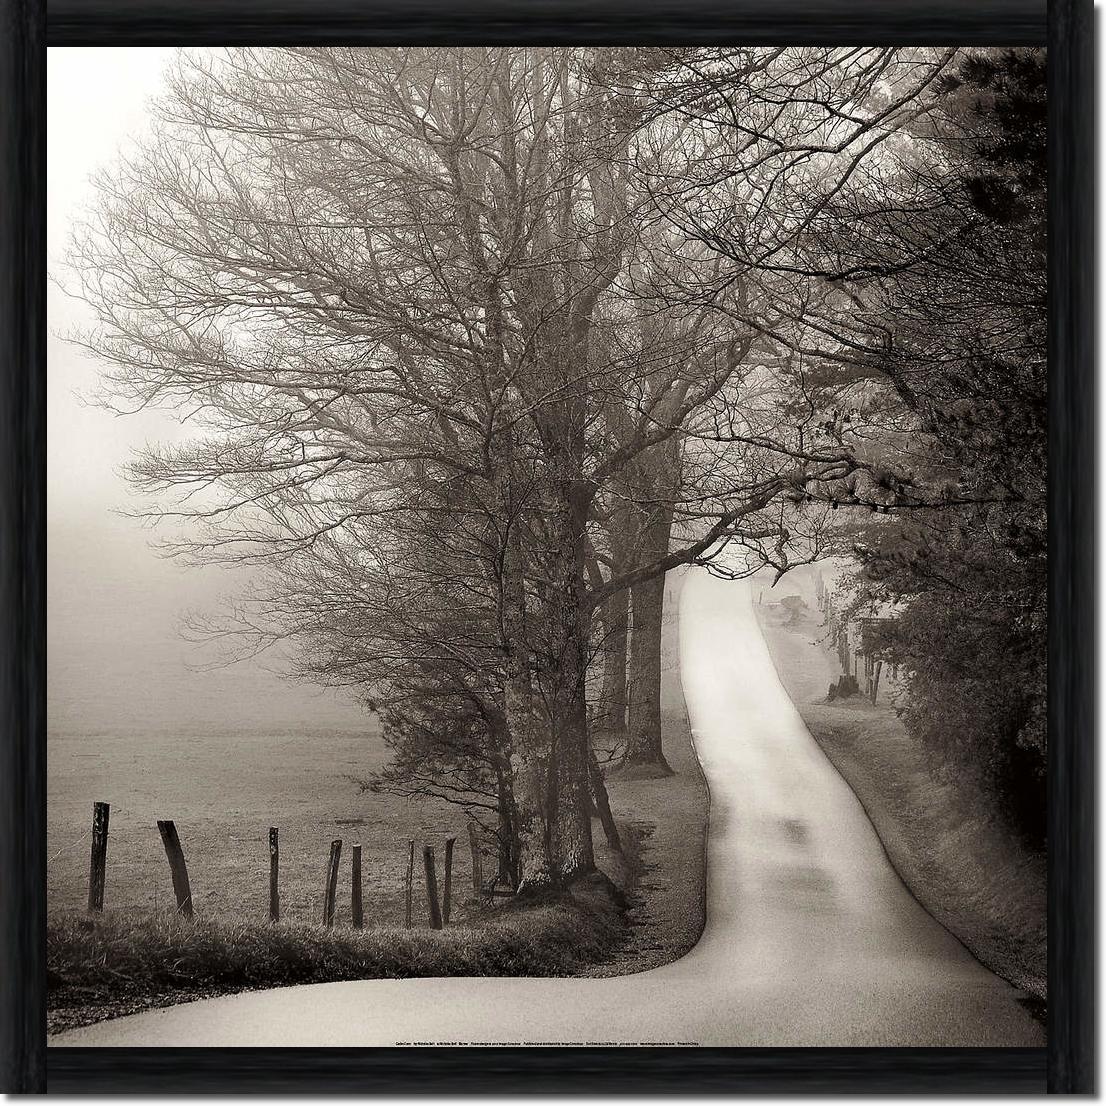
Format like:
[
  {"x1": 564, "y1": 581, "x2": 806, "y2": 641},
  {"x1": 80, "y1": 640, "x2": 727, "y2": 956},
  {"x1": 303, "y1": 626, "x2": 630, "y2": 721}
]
[{"x1": 69, "y1": 45, "x2": 951, "y2": 890}]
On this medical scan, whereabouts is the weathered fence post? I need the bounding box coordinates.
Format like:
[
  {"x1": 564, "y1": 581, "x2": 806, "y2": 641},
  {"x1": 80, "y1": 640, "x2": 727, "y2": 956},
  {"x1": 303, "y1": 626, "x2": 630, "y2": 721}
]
[
  {"x1": 423, "y1": 845, "x2": 443, "y2": 930},
  {"x1": 404, "y1": 840, "x2": 414, "y2": 928},
  {"x1": 351, "y1": 843, "x2": 364, "y2": 929},
  {"x1": 87, "y1": 801, "x2": 110, "y2": 913},
  {"x1": 268, "y1": 827, "x2": 279, "y2": 923},
  {"x1": 467, "y1": 822, "x2": 482, "y2": 898},
  {"x1": 157, "y1": 819, "x2": 194, "y2": 918},
  {"x1": 322, "y1": 839, "x2": 342, "y2": 927},
  {"x1": 443, "y1": 837, "x2": 456, "y2": 925}
]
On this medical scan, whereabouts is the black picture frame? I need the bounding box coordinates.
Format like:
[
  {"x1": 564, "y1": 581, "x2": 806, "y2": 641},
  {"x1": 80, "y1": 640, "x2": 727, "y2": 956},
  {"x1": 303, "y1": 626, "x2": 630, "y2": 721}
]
[{"x1": 1, "y1": 0, "x2": 1091, "y2": 1092}]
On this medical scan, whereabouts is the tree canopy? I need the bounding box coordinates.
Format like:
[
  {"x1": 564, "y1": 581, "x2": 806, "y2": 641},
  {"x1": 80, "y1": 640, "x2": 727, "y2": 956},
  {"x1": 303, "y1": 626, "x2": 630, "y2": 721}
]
[{"x1": 68, "y1": 45, "x2": 1046, "y2": 886}]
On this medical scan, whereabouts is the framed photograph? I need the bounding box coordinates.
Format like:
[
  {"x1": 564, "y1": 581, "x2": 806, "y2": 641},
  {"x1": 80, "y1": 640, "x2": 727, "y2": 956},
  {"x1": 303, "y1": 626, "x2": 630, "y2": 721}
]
[{"x1": 1, "y1": 0, "x2": 1092, "y2": 1093}]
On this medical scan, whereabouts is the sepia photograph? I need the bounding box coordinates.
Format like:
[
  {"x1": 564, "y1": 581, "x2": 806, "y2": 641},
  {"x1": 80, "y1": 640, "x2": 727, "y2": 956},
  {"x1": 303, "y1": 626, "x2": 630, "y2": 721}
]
[{"x1": 45, "y1": 43, "x2": 1047, "y2": 1049}]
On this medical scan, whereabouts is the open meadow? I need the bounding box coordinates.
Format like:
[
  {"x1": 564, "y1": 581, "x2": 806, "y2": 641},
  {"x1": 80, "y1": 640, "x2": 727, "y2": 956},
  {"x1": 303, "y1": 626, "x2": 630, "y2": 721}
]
[
  {"x1": 47, "y1": 516, "x2": 490, "y2": 929},
  {"x1": 47, "y1": 723, "x2": 479, "y2": 929}
]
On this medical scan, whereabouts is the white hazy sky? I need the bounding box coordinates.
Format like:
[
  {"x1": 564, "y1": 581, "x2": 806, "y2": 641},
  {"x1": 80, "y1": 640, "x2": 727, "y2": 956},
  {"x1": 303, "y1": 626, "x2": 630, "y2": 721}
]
[
  {"x1": 47, "y1": 48, "x2": 367, "y2": 736},
  {"x1": 48, "y1": 48, "x2": 179, "y2": 511}
]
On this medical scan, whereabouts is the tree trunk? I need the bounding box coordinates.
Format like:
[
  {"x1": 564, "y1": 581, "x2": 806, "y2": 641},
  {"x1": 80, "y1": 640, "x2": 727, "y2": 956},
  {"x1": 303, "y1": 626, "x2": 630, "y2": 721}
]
[
  {"x1": 512, "y1": 746, "x2": 552, "y2": 890},
  {"x1": 625, "y1": 505, "x2": 674, "y2": 774},
  {"x1": 625, "y1": 570, "x2": 672, "y2": 773},
  {"x1": 546, "y1": 485, "x2": 596, "y2": 884},
  {"x1": 589, "y1": 749, "x2": 622, "y2": 852},
  {"x1": 620, "y1": 417, "x2": 679, "y2": 776},
  {"x1": 549, "y1": 676, "x2": 594, "y2": 882},
  {"x1": 498, "y1": 487, "x2": 554, "y2": 893},
  {"x1": 594, "y1": 506, "x2": 631, "y2": 741},
  {"x1": 595, "y1": 583, "x2": 629, "y2": 740},
  {"x1": 495, "y1": 770, "x2": 520, "y2": 888}
]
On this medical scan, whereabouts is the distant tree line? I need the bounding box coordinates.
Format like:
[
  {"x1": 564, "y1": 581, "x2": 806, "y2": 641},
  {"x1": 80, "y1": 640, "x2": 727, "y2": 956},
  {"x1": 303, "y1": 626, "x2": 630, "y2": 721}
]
[{"x1": 70, "y1": 45, "x2": 1044, "y2": 890}]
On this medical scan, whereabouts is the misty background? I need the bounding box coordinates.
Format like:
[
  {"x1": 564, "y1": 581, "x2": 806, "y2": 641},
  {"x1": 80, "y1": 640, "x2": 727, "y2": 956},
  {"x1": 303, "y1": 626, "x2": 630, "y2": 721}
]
[{"x1": 48, "y1": 48, "x2": 366, "y2": 736}]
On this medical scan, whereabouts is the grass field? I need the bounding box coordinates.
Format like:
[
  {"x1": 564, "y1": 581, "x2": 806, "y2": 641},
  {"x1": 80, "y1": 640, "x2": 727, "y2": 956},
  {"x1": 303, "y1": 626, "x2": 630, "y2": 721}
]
[
  {"x1": 48, "y1": 723, "x2": 477, "y2": 929},
  {"x1": 756, "y1": 572, "x2": 1046, "y2": 1006}
]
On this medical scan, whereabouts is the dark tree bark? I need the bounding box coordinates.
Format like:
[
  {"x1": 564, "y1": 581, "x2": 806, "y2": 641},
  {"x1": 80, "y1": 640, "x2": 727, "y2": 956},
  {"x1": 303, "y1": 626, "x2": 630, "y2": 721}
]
[
  {"x1": 594, "y1": 495, "x2": 633, "y2": 741},
  {"x1": 624, "y1": 504, "x2": 674, "y2": 775},
  {"x1": 589, "y1": 749, "x2": 623, "y2": 852},
  {"x1": 596, "y1": 574, "x2": 630, "y2": 739},
  {"x1": 494, "y1": 768, "x2": 521, "y2": 889},
  {"x1": 501, "y1": 520, "x2": 554, "y2": 892},
  {"x1": 545, "y1": 484, "x2": 597, "y2": 883},
  {"x1": 626, "y1": 573, "x2": 673, "y2": 773}
]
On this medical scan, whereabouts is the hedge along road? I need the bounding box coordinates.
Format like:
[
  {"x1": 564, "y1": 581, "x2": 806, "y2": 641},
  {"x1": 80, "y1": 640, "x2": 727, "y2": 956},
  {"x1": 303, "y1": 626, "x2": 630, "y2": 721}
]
[{"x1": 51, "y1": 569, "x2": 1044, "y2": 1047}]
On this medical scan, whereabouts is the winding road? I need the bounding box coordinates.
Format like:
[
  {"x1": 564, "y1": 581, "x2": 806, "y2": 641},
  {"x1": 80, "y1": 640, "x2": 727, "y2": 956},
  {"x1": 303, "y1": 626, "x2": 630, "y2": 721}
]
[{"x1": 51, "y1": 570, "x2": 1044, "y2": 1047}]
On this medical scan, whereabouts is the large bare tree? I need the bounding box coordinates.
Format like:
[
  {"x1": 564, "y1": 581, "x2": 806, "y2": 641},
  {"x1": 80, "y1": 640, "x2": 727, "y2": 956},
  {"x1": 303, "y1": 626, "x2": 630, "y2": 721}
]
[{"x1": 70, "y1": 45, "x2": 950, "y2": 889}]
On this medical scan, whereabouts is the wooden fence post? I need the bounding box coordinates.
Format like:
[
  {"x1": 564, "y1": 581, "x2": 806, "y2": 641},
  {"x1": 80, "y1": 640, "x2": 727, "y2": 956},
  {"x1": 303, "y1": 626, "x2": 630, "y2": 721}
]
[
  {"x1": 157, "y1": 820, "x2": 194, "y2": 918},
  {"x1": 467, "y1": 822, "x2": 482, "y2": 897},
  {"x1": 351, "y1": 843, "x2": 364, "y2": 929},
  {"x1": 87, "y1": 801, "x2": 110, "y2": 913},
  {"x1": 322, "y1": 839, "x2": 342, "y2": 927},
  {"x1": 268, "y1": 827, "x2": 279, "y2": 923},
  {"x1": 404, "y1": 840, "x2": 415, "y2": 928},
  {"x1": 443, "y1": 837, "x2": 455, "y2": 925},
  {"x1": 423, "y1": 845, "x2": 443, "y2": 929}
]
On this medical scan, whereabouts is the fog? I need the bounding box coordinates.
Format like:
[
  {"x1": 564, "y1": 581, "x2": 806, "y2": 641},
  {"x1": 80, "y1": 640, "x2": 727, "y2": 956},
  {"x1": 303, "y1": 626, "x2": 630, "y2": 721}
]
[{"x1": 47, "y1": 49, "x2": 366, "y2": 736}]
